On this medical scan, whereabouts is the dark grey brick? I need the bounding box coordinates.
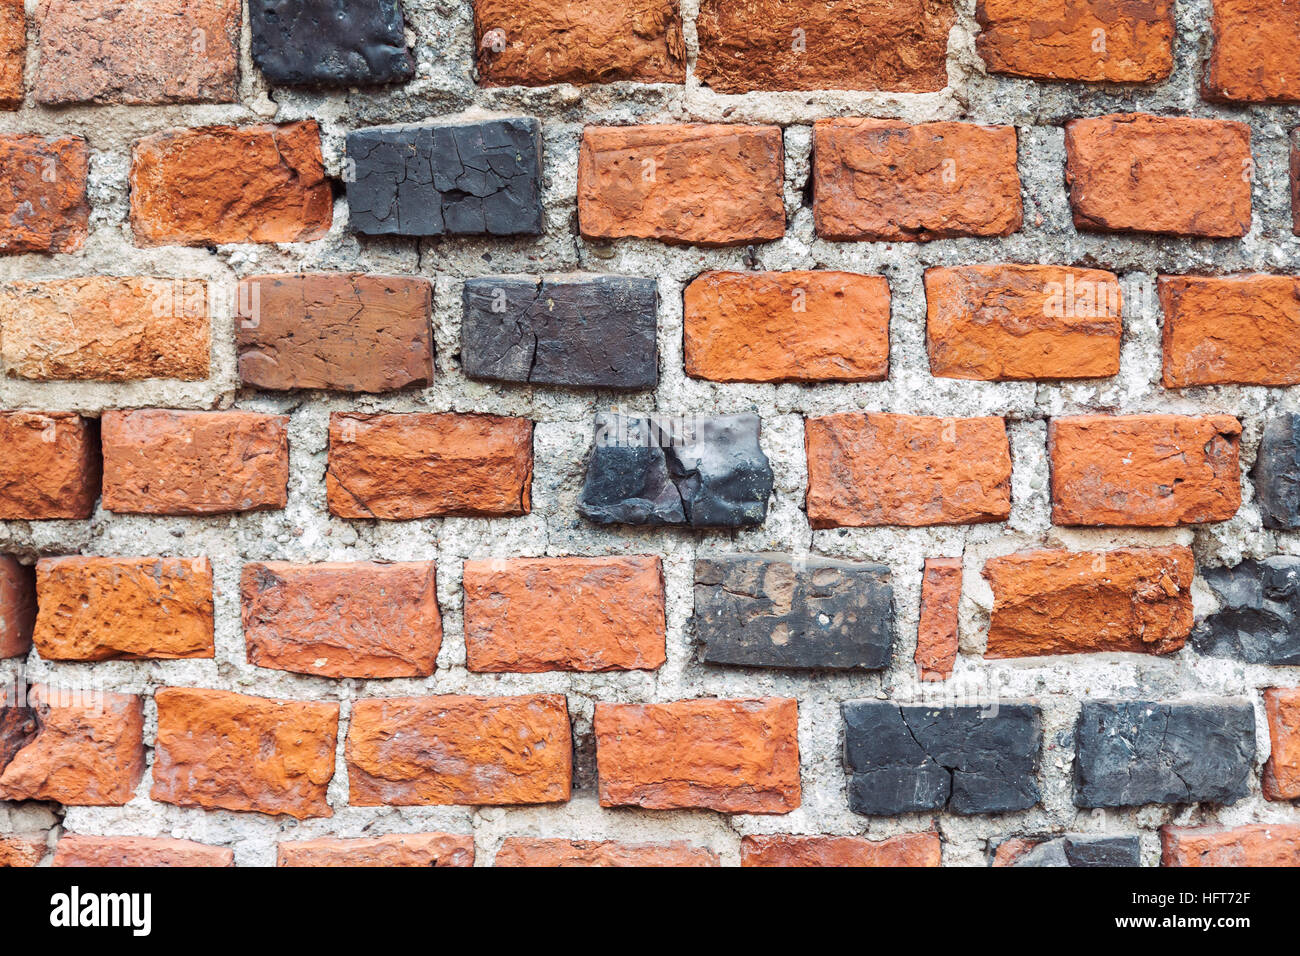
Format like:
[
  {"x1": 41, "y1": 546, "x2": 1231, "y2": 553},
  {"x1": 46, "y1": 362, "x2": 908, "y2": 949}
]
[
  {"x1": 842, "y1": 701, "x2": 1041, "y2": 816},
  {"x1": 0, "y1": 704, "x2": 37, "y2": 773},
  {"x1": 250, "y1": 0, "x2": 415, "y2": 87},
  {"x1": 462, "y1": 275, "x2": 657, "y2": 390},
  {"x1": 1254, "y1": 414, "x2": 1300, "y2": 530},
  {"x1": 1192, "y1": 558, "x2": 1300, "y2": 665},
  {"x1": 1001, "y1": 834, "x2": 1141, "y2": 868},
  {"x1": 1073, "y1": 699, "x2": 1255, "y2": 808},
  {"x1": 693, "y1": 553, "x2": 893, "y2": 670}
]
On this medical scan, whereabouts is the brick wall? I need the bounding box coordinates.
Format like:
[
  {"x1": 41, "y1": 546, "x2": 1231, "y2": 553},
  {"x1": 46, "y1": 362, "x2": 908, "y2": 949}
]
[{"x1": 1, "y1": 0, "x2": 1299, "y2": 868}]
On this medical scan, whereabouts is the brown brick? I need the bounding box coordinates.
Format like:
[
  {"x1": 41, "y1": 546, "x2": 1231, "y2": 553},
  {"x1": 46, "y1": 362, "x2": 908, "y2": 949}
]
[
  {"x1": 1159, "y1": 275, "x2": 1300, "y2": 387},
  {"x1": 684, "y1": 271, "x2": 890, "y2": 383},
  {"x1": 0, "y1": 277, "x2": 210, "y2": 382},
  {"x1": 741, "y1": 831, "x2": 942, "y2": 867},
  {"x1": 1049, "y1": 415, "x2": 1242, "y2": 527},
  {"x1": 53, "y1": 835, "x2": 234, "y2": 867},
  {"x1": 813, "y1": 120, "x2": 1022, "y2": 242},
  {"x1": 1205, "y1": 0, "x2": 1300, "y2": 103},
  {"x1": 34, "y1": 0, "x2": 238, "y2": 106},
  {"x1": 241, "y1": 561, "x2": 441, "y2": 678},
  {"x1": 101, "y1": 409, "x2": 289, "y2": 516},
  {"x1": 916, "y1": 557, "x2": 961, "y2": 680},
  {"x1": 0, "y1": 135, "x2": 89, "y2": 254},
  {"x1": 577, "y1": 124, "x2": 785, "y2": 247},
  {"x1": 0, "y1": 0, "x2": 24, "y2": 110},
  {"x1": 130, "y1": 122, "x2": 332, "y2": 247},
  {"x1": 346, "y1": 694, "x2": 572, "y2": 807},
  {"x1": 1264, "y1": 687, "x2": 1300, "y2": 801},
  {"x1": 34, "y1": 556, "x2": 214, "y2": 661},
  {"x1": 277, "y1": 834, "x2": 474, "y2": 867},
  {"x1": 464, "y1": 556, "x2": 665, "y2": 673},
  {"x1": 696, "y1": 0, "x2": 953, "y2": 94},
  {"x1": 327, "y1": 412, "x2": 533, "y2": 520},
  {"x1": 236, "y1": 273, "x2": 432, "y2": 393},
  {"x1": 0, "y1": 835, "x2": 47, "y2": 867},
  {"x1": 925, "y1": 264, "x2": 1122, "y2": 381},
  {"x1": 805, "y1": 413, "x2": 1012, "y2": 529},
  {"x1": 1065, "y1": 114, "x2": 1252, "y2": 238},
  {"x1": 1161, "y1": 824, "x2": 1300, "y2": 867},
  {"x1": 0, "y1": 412, "x2": 100, "y2": 520},
  {"x1": 474, "y1": 0, "x2": 684, "y2": 86},
  {"x1": 594, "y1": 698, "x2": 800, "y2": 813},
  {"x1": 982, "y1": 546, "x2": 1195, "y2": 658},
  {"x1": 495, "y1": 838, "x2": 719, "y2": 867},
  {"x1": 152, "y1": 687, "x2": 339, "y2": 819},
  {"x1": 976, "y1": 0, "x2": 1175, "y2": 83},
  {"x1": 0, "y1": 556, "x2": 35, "y2": 659}
]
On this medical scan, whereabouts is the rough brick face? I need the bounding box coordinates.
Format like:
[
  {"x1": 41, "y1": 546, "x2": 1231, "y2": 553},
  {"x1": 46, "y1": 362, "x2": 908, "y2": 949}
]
[
  {"x1": 53, "y1": 835, "x2": 234, "y2": 868},
  {"x1": 495, "y1": 839, "x2": 718, "y2": 867},
  {"x1": 1049, "y1": 415, "x2": 1242, "y2": 527},
  {"x1": 0, "y1": 0, "x2": 24, "y2": 110},
  {"x1": 152, "y1": 687, "x2": 339, "y2": 819},
  {"x1": 102, "y1": 410, "x2": 290, "y2": 516},
  {"x1": 0, "y1": 835, "x2": 47, "y2": 867},
  {"x1": 0, "y1": 556, "x2": 35, "y2": 659},
  {"x1": 1065, "y1": 115, "x2": 1252, "y2": 237},
  {"x1": 578, "y1": 125, "x2": 785, "y2": 246},
  {"x1": 0, "y1": 412, "x2": 100, "y2": 520},
  {"x1": 741, "y1": 832, "x2": 942, "y2": 867},
  {"x1": 1204, "y1": 0, "x2": 1300, "y2": 103},
  {"x1": 242, "y1": 561, "x2": 441, "y2": 678},
  {"x1": 916, "y1": 557, "x2": 961, "y2": 680},
  {"x1": 805, "y1": 413, "x2": 1012, "y2": 528},
  {"x1": 594, "y1": 698, "x2": 801, "y2": 813},
  {"x1": 250, "y1": 0, "x2": 414, "y2": 88},
  {"x1": 684, "y1": 271, "x2": 890, "y2": 383},
  {"x1": 464, "y1": 556, "x2": 665, "y2": 672},
  {"x1": 1161, "y1": 824, "x2": 1300, "y2": 867},
  {"x1": 0, "y1": 135, "x2": 89, "y2": 254},
  {"x1": 277, "y1": 835, "x2": 474, "y2": 867},
  {"x1": 1264, "y1": 687, "x2": 1300, "y2": 801},
  {"x1": 1193, "y1": 558, "x2": 1300, "y2": 666},
  {"x1": 813, "y1": 120, "x2": 1022, "y2": 242}
]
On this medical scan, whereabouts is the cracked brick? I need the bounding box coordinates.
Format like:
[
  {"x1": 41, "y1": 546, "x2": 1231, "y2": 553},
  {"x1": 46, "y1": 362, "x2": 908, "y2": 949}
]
[
  {"x1": 1253, "y1": 414, "x2": 1300, "y2": 530},
  {"x1": 992, "y1": 834, "x2": 1142, "y2": 867},
  {"x1": 1192, "y1": 557, "x2": 1300, "y2": 665}
]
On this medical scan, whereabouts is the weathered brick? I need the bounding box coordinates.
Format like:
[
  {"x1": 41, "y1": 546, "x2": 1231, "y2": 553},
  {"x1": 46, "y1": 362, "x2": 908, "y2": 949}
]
[
  {"x1": 916, "y1": 557, "x2": 961, "y2": 679},
  {"x1": 578, "y1": 124, "x2": 785, "y2": 246},
  {"x1": 242, "y1": 561, "x2": 440, "y2": 678},
  {"x1": 130, "y1": 122, "x2": 332, "y2": 246},
  {"x1": 1193, "y1": 558, "x2": 1300, "y2": 666},
  {"x1": 462, "y1": 275, "x2": 657, "y2": 389},
  {"x1": 34, "y1": 0, "x2": 239, "y2": 106},
  {"x1": 0, "y1": 686, "x2": 144, "y2": 806},
  {"x1": 982, "y1": 546, "x2": 1194, "y2": 659},
  {"x1": 1264, "y1": 687, "x2": 1300, "y2": 801},
  {"x1": 692, "y1": 553, "x2": 894, "y2": 670},
  {"x1": 1049, "y1": 415, "x2": 1242, "y2": 527},
  {"x1": 346, "y1": 694, "x2": 572, "y2": 806},
  {"x1": 327, "y1": 412, "x2": 533, "y2": 520},
  {"x1": 805, "y1": 413, "x2": 1012, "y2": 528},
  {"x1": 53, "y1": 835, "x2": 233, "y2": 867},
  {"x1": 0, "y1": 412, "x2": 100, "y2": 520},
  {"x1": 925, "y1": 265, "x2": 1122, "y2": 381},
  {"x1": 495, "y1": 838, "x2": 718, "y2": 867},
  {"x1": 236, "y1": 273, "x2": 433, "y2": 393},
  {"x1": 1161, "y1": 824, "x2": 1300, "y2": 867},
  {"x1": 696, "y1": 0, "x2": 953, "y2": 93},
  {"x1": 842, "y1": 701, "x2": 1041, "y2": 815},
  {"x1": 152, "y1": 687, "x2": 339, "y2": 819},
  {"x1": 102, "y1": 410, "x2": 290, "y2": 516},
  {"x1": 1204, "y1": 0, "x2": 1300, "y2": 103},
  {"x1": 1256, "y1": 415, "x2": 1300, "y2": 530},
  {"x1": 684, "y1": 271, "x2": 890, "y2": 383},
  {"x1": 1292, "y1": 131, "x2": 1300, "y2": 236},
  {"x1": 992, "y1": 834, "x2": 1141, "y2": 868},
  {"x1": 464, "y1": 556, "x2": 665, "y2": 672},
  {"x1": 0, "y1": 835, "x2": 47, "y2": 867},
  {"x1": 0, "y1": 0, "x2": 24, "y2": 110},
  {"x1": 250, "y1": 0, "x2": 414, "y2": 87},
  {"x1": 277, "y1": 834, "x2": 474, "y2": 867},
  {"x1": 0, "y1": 556, "x2": 35, "y2": 659},
  {"x1": 976, "y1": 0, "x2": 1175, "y2": 83},
  {"x1": 741, "y1": 832, "x2": 942, "y2": 867},
  {"x1": 34, "y1": 556, "x2": 214, "y2": 661},
  {"x1": 1065, "y1": 115, "x2": 1252, "y2": 237},
  {"x1": 474, "y1": 0, "x2": 684, "y2": 86},
  {"x1": 594, "y1": 698, "x2": 800, "y2": 813},
  {"x1": 0, "y1": 135, "x2": 89, "y2": 254},
  {"x1": 1073, "y1": 699, "x2": 1255, "y2": 808},
  {"x1": 347, "y1": 119, "x2": 542, "y2": 237},
  {"x1": 0, "y1": 277, "x2": 209, "y2": 382},
  {"x1": 813, "y1": 120, "x2": 1022, "y2": 242}
]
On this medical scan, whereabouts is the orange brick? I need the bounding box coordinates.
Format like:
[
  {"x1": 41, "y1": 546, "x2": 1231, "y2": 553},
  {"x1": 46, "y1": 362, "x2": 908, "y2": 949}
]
[
  {"x1": 277, "y1": 834, "x2": 474, "y2": 867},
  {"x1": 1161, "y1": 824, "x2": 1300, "y2": 866},
  {"x1": 0, "y1": 412, "x2": 100, "y2": 520},
  {"x1": 916, "y1": 557, "x2": 961, "y2": 680},
  {"x1": 53, "y1": 835, "x2": 233, "y2": 867},
  {"x1": 0, "y1": 0, "x2": 24, "y2": 110},
  {"x1": 495, "y1": 838, "x2": 719, "y2": 867},
  {"x1": 0, "y1": 556, "x2": 35, "y2": 659},
  {"x1": 0, "y1": 835, "x2": 47, "y2": 867},
  {"x1": 0, "y1": 135, "x2": 89, "y2": 254},
  {"x1": 1205, "y1": 0, "x2": 1300, "y2": 103},
  {"x1": 741, "y1": 831, "x2": 942, "y2": 867},
  {"x1": 1264, "y1": 687, "x2": 1300, "y2": 801}
]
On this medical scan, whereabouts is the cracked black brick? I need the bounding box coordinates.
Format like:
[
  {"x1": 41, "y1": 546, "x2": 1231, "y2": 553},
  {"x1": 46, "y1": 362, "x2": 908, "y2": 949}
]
[
  {"x1": 577, "y1": 412, "x2": 773, "y2": 528},
  {"x1": 1254, "y1": 414, "x2": 1300, "y2": 530},
  {"x1": 1073, "y1": 699, "x2": 1255, "y2": 808},
  {"x1": 1192, "y1": 557, "x2": 1300, "y2": 665},
  {"x1": 462, "y1": 275, "x2": 657, "y2": 389},
  {"x1": 1002, "y1": 834, "x2": 1141, "y2": 868},
  {"x1": 693, "y1": 553, "x2": 893, "y2": 669},
  {"x1": 346, "y1": 118, "x2": 543, "y2": 237},
  {"x1": 841, "y1": 701, "x2": 1041, "y2": 815},
  {"x1": 250, "y1": 0, "x2": 415, "y2": 87}
]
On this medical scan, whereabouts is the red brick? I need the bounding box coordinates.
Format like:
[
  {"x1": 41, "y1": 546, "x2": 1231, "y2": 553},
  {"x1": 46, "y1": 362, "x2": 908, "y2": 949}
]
[
  {"x1": 577, "y1": 124, "x2": 785, "y2": 247},
  {"x1": 130, "y1": 122, "x2": 332, "y2": 247},
  {"x1": 34, "y1": 556, "x2": 214, "y2": 661},
  {"x1": 346, "y1": 695, "x2": 572, "y2": 807},
  {"x1": 0, "y1": 556, "x2": 35, "y2": 659},
  {"x1": 463, "y1": 556, "x2": 665, "y2": 673},
  {"x1": 277, "y1": 834, "x2": 474, "y2": 867},
  {"x1": 1205, "y1": 0, "x2": 1300, "y2": 103},
  {"x1": 101, "y1": 409, "x2": 289, "y2": 516},
  {"x1": 916, "y1": 557, "x2": 961, "y2": 680},
  {"x1": 0, "y1": 135, "x2": 89, "y2": 254},
  {"x1": 327, "y1": 412, "x2": 533, "y2": 520},
  {"x1": 152, "y1": 687, "x2": 339, "y2": 820},
  {"x1": 1161, "y1": 824, "x2": 1300, "y2": 867},
  {"x1": 1065, "y1": 114, "x2": 1252, "y2": 237},
  {"x1": 495, "y1": 838, "x2": 718, "y2": 867},
  {"x1": 1264, "y1": 687, "x2": 1300, "y2": 801},
  {"x1": 53, "y1": 835, "x2": 233, "y2": 867},
  {"x1": 0, "y1": 412, "x2": 100, "y2": 520},
  {"x1": 594, "y1": 698, "x2": 800, "y2": 813},
  {"x1": 805, "y1": 413, "x2": 1012, "y2": 529},
  {"x1": 684, "y1": 271, "x2": 890, "y2": 383},
  {"x1": 0, "y1": 835, "x2": 47, "y2": 867},
  {"x1": 241, "y1": 561, "x2": 441, "y2": 678},
  {"x1": 1049, "y1": 415, "x2": 1242, "y2": 527},
  {"x1": 925, "y1": 264, "x2": 1122, "y2": 381},
  {"x1": 0, "y1": 0, "x2": 24, "y2": 110},
  {"x1": 813, "y1": 120, "x2": 1022, "y2": 242},
  {"x1": 741, "y1": 831, "x2": 942, "y2": 867}
]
